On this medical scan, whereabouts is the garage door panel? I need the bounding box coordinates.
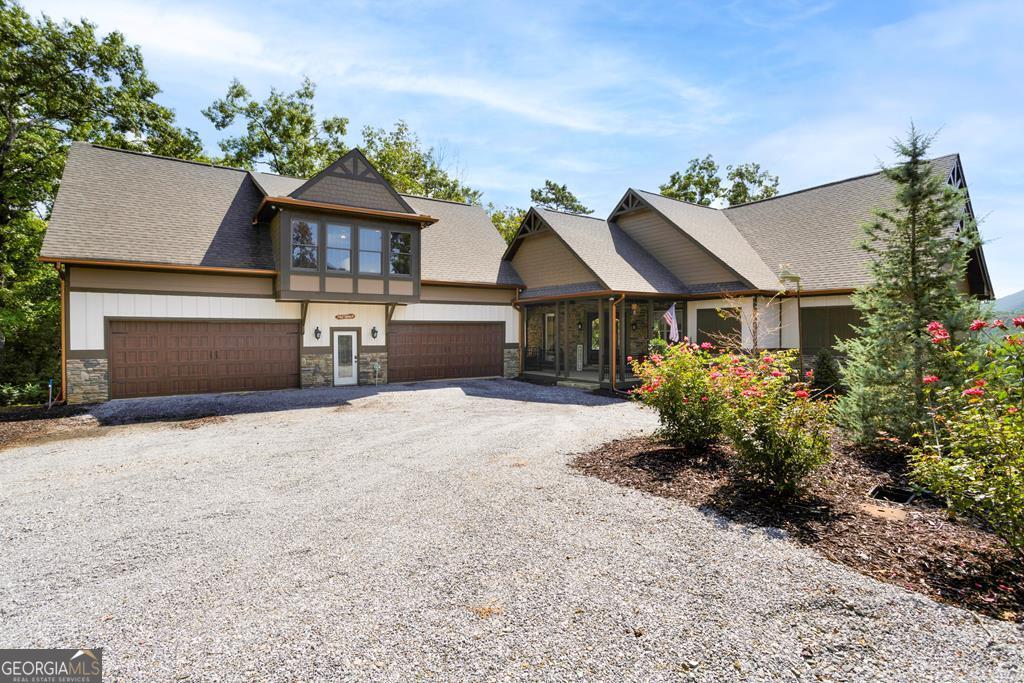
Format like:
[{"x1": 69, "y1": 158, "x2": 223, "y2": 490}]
[
  {"x1": 389, "y1": 322, "x2": 503, "y2": 382},
  {"x1": 108, "y1": 320, "x2": 299, "y2": 399}
]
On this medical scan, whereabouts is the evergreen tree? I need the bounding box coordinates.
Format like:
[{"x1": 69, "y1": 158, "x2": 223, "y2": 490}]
[{"x1": 836, "y1": 125, "x2": 981, "y2": 446}]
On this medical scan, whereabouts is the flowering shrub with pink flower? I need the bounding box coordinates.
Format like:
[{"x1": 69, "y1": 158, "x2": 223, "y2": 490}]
[
  {"x1": 629, "y1": 339, "x2": 725, "y2": 449},
  {"x1": 715, "y1": 349, "x2": 833, "y2": 497},
  {"x1": 913, "y1": 319, "x2": 1024, "y2": 557}
]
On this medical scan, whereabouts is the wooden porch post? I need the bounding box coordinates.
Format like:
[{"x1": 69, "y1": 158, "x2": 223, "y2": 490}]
[
  {"x1": 598, "y1": 297, "x2": 605, "y2": 383},
  {"x1": 553, "y1": 301, "x2": 560, "y2": 377},
  {"x1": 619, "y1": 299, "x2": 627, "y2": 382}
]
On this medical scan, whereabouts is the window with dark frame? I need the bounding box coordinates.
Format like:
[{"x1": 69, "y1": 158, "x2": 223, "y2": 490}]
[
  {"x1": 389, "y1": 232, "x2": 412, "y2": 275},
  {"x1": 291, "y1": 219, "x2": 318, "y2": 269},
  {"x1": 326, "y1": 224, "x2": 352, "y2": 272},
  {"x1": 358, "y1": 227, "x2": 383, "y2": 274}
]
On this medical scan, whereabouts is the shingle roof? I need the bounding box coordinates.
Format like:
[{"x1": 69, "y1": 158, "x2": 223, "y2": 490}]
[
  {"x1": 534, "y1": 208, "x2": 686, "y2": 294},
  {"x1": 722, "y1": 154, "x2": 960, "y2": 292},
  {"x1": 633, "y1": 190, "x2": 781, "y2": 290},
  {"x1": 42, "y1": 143, "x2": 521, "y2": 285},
  {"x1": 404, "y1": 195, "x2": 522, "y2": 286},
  {"x1": 42, "y1": 142, "x2": 274, "y2": 270}
]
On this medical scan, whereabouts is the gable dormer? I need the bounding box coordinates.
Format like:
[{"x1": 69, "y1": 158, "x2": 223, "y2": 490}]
[
  {"x1": 288, "y1": 149, "x2": 417, "y2": 214},
  {"x1": 502, "y1": 208, "x2": 601, "y2": 290},
  {"x1": 255, "y1": 150, "x2": 437, "y2": 303}
]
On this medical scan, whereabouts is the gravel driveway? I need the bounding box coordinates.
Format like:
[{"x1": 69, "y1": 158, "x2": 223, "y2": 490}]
[{"x1": 1, "y1": 379, "x2": 1021, "y2": 681}]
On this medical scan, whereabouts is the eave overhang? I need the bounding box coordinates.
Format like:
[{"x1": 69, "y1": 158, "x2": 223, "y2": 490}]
[{"x1": 255, "y1": 195, "x2": 438, "y2": 226}]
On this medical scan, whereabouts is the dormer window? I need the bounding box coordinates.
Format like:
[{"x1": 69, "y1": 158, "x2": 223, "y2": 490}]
[
  {"x1": 390, "y1": 232, "x2": 412, "y2": 275},
  {"x1": 326, "y1": 224, "x2": 352, "y2": 272},
  {"x1": 359, "y1": 227, "x2": 383, "y2": 274},
  {"x1": 291, "y1": 219, "x2": 318, "y2": 269}
]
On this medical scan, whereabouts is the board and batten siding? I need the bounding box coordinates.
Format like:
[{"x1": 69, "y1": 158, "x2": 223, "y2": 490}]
[
  {"x1": 68, "y1": 266, "x2": 274, "y2": 297},
  {"x1": 68, "y1": 291, "x2": 301, "y2": 351},
  {"x1": 419, "y1": 284, "x2": 515, "y2": 304},
  {"x1": 615, "y1": 209, "x2": 737, "y2": 285},
  {"x1": 302, "y1": 303, "x2": 389, "y2": 347},
  {"x1": 510, "y1": 231, "x2": 595, "y2": 289},
  {"x1": 392, "y1": 303, "x2": 519, "y2": 344}
]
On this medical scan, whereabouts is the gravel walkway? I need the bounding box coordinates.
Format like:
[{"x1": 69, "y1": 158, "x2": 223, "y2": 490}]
[{"x1": 1, "y1": 379, "x2": 1021, "y2": 681}]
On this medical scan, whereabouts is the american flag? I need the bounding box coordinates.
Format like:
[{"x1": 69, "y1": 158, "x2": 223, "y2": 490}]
[{"x1": 662, "y1": 303, "x2": 680, "y2": 343}]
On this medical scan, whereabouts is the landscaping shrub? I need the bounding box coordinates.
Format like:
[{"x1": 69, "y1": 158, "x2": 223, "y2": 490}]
[
  {"x1": 717, "y1": 350, "x2": 833, "y2": 498},
  {"x1": 630, "y1": 340, "x2": 725, "y2": 450},
  {"x1": 912, "y1": 318, "x2": 1024, "y2": 558},
  {"x1": 811, "y1": 347, "x2": 843, "y2": 394},
  {"x1": 0, "y1": 381, "x2": 49, "y2": 406}
]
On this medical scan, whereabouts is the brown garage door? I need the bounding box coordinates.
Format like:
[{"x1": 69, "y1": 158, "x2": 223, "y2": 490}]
[
  {"x1": 108, "y1": 320, "x2": 300, "y2": 399},
  {"x1": 388, "y1": 322, "x2": 504, "y2": 382}
]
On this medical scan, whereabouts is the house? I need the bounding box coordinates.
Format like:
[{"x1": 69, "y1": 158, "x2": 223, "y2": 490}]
[{"x1": 40, "y1": 144, "x2": 992, "y2": 403}]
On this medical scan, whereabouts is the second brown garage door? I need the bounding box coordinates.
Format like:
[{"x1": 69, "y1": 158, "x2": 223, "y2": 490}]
[
  {"x1": 388, "y1": 322, "x2": 504, "y2": 382},
  {"x1": 108, "y1": 320, "x2": 300, "y2": 399}
]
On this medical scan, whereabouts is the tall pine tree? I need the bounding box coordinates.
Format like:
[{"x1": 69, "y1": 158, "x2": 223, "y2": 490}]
[{"x1": 837, "y1": 126, "x2": 981, "y2": 446}]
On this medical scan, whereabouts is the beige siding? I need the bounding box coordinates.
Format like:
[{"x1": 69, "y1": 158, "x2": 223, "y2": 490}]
[
  {"x1": 360, "y1": 279, "x2": 385, "y2": 295},
  {"x1": 69, "y1": 266, "x2": 274, "y2": 297},
  {"x1": 389, "y1": 280, "x2": 414, "y2": 296},
  {"x1": 420, "y1": 285, "x2": 515, "y2": 304},
  {"x1": 511, "y1": 231, "x2": 594, "y2": 289},
  {"x1": 289, "y1": 274, "x2": 319, "y2": 291},
  {"x1": 324, "y1": 277, "x2": 354, "y2": 293},
  {"x1": 615, "y1": 209, "x2": 736, "y2": 285}
]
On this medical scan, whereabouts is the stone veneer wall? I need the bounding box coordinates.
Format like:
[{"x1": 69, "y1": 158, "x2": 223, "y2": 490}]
[
  {"x1": 300, "y1": 352, "x2": 333, "y2": 388},
  {"x1": 503, "y1": 348, "x2": 520, "y2": 378},
  {"x1": 358, "y1": 350, "x2": 388, "y2": 385},
  {"x1": 66, "y1": 357, "x2": 108, "y2": 404}
]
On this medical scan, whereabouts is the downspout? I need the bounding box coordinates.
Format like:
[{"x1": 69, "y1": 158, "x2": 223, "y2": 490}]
[
  {"x1": 54, "y1": 262, "x2": 66, "y2": 403},
  {"x1": 608, "y1": 293, "x2": 625, "y2": 393}
]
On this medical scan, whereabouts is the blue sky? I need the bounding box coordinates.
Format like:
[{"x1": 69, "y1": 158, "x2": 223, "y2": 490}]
[{"x1": 26, "y1": 0, "x2": 1024, "y2": 296}]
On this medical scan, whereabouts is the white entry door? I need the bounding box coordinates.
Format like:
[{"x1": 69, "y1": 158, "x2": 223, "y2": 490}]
[{"x1": 333, "y1": 331, "x2": 358, "y2": 386}]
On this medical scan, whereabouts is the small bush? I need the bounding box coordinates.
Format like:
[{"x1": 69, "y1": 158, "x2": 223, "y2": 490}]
[
  {"x1": 913, "y1": 318, "x2": 1024, "y2": 558},
  {"x1": 811, "y1": 347, "x2": 843, "y2": 394},
  {"x1": 630, "y1": 340, "x2": 725, "y2": 450},
  {"x1": 647, "y1": 337, "x2": 669, "y2": 357},
  {"x1": 0, "y1": 381, "x2": 50, "y2": 406},
  {"x1": 717, "y1": 350, "x2": 833, "y2": 498}
]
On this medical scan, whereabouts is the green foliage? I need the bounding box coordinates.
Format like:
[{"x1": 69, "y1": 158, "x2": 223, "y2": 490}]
[
  {"x1": 0, "y1": 381, "x2": 49, "y2": 406},
  {"x1": 717, "y1": 350, "x2": 833, "y2": 498},
  {"x1": 488, "y1": 205, "x2": 526, "y2": 244},
  {"x1": 630, "y1": 343, "x2": 726, "y2": 450},
  {"x1": 647, "y1": 337, "x2": 669, "y2": 356},
  {"x1": 811, "y1": 347, "x2": 844, "y2": 394},
  {"x1": 659, "y1": 155, "x2": 778, "y2": 206},
  {"x1": 836, "y1": 125, "x2": 982, "y2": 446},
  {"x1": 203, "y1": 77, "x2": 348, "y2": 178},
  {"x1": 361, "y1": 121, "x2": 481, "y2": 203},
  {"x1": 912, "y1": 319, "x2": 1024, "y2": 558},
  {"x1": 529, "y1": 180, "x2": 592, "y2": 214},
  {"x1": 0, "y1": 0, "x2": 203, "y2": 400}
]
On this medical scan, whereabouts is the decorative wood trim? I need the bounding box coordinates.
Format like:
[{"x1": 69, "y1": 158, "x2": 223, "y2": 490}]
[
  {"x1": 69, "y1": 287, "x2": 277, "y2": 299},
  {"x1": 67, "y1": 349, "x2": 106, "y2": 360},
  {"x1": 260, "y1": 196, "x2": 437, "y2": 225},
  {"x1": 420, "y1": 279, "x2": 519, "y2": 290}
]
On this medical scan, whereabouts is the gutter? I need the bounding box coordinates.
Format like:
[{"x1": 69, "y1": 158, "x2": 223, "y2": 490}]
[{"x1": 608, "y1": 293, "x2": 626, "y2": 394}]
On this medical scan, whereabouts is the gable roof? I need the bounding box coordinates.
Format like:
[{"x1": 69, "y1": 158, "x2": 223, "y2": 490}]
[
  {"x1": 627, "y1": 190, "x2": 782, "y2": 290},
  {"x1": 286, "y1": 149, "x2": 416, "y2": 214},
  {"x1": 508, "y1": 207, "x2": 686, "y2": 295},
  {"x1": 42, "y1": 142, "x2": 275, "y2": 271},
  {"x1": 42, "y1": 143, "x2": 520, "y2": 285}
]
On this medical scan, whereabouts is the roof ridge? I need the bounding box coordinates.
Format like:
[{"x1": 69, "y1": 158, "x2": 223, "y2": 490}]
[
  {"x1": 401, "y1": 193, "x2": 476, "y2": 207},
  {"x1": 536, "y1": 206, "x2": 605, "y2": 221},
  {"x1": 82, "y1": 142, "x2": 250, "y2": 174},
  {"x1": 723, "y1": 153, "x2": 960, "y2": 209},
  {"x1": 633, "y1": 188, "x2": 723, "y2": 211}
]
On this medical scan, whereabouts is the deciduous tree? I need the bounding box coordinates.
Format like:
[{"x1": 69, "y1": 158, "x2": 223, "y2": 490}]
[
  {"x1": 529, "y1": 180, "x2": 592, "y2": 214},
  {"x1": 659, "y1": 155, "x2": 778, "y2": 206}
]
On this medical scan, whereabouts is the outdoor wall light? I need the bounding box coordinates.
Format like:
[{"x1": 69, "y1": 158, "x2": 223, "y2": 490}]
[
  {"x1": 576, "y1": 321, "x2": 583, "y2": 332},
  {"x1": 314, "y1": 326, "x2": 322, "y2": 340},
  {"x1": 371, "y1": 326, "x2": 379, "y2": 339},
  {"x1": 631, "y1": 321, "x2": 638, "y2": 332}
]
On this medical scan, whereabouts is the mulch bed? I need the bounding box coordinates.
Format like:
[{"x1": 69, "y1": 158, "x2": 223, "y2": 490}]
[{"x1": 571, "y1": 435, "x2": 1023, "y2": 622}]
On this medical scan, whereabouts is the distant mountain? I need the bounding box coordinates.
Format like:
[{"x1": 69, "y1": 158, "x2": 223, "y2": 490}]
[{"x1": 995, "y1": 289, "x2": 1024, "y2": 315}]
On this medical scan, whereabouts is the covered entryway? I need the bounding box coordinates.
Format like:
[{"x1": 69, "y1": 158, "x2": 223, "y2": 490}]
[
  {"x1": 107, "y1": 320, "x2": 300, "y2": 399},
  {"x1": 388, "y1": 322, "x2": 503, "y2": 382}
]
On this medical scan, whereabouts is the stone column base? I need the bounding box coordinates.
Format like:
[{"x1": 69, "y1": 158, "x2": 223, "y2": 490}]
[
  {"x1": 503, "y1": 348, "x2": 521, "y2": 378},
  {"x1": 359, "y1": 350, "x2": 388, "y2": 385},
  {"x1": 300, "y1": 352, "x2": 333, "y2": 388},
  {"x1": 66, "y1": 357, "x2": 108, "y2": 404}
]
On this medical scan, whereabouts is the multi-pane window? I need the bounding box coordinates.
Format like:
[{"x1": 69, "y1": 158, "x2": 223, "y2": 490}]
[
  {"x1": 390, "y1": 232, "x2": 412, "y2": 275},
  {"x1": 358, "y1": 228, "x2": 382, "y2": 274},
  {"x1": 326, "y1": 224, "x2": 352, "y2": 272},
  {"x1": 291, "y1": 219, "x2": 318, "y2": 269}
]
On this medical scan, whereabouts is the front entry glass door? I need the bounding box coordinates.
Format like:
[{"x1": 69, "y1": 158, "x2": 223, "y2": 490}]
[{"x1": 333, "y1": 331, "x2": 358, "y2": 386}]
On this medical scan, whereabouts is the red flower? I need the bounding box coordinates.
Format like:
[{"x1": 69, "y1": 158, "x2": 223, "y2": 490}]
[
  {"x1": 793, "y1": 389, "x2": 810, "y2": 399},
  {"x1": 974, "y1": 378, "x2": 987, "y2": 387},
  {"x1": 1009, "y1": 406, "x2": 1019, "y2": 414},
  {"x1": 969, "y1": 319, "x2": 988, "y2": 331},
  {"x1": 741, "y1": 388, "x2": 763, "y2": 398},
  {"x1": 1014, "y1": 316, "x2": 1024, "y2": 328},
  {"x1": 700, "y1": 342, "x2": 713, "y2": 350},
  {"x1": 805, "y1": 370, "x2": 814, "y2": 378},
  {"x1": 1008, "y1": 335, "x2": 1024, "y2": 346},
  {"x1": 930, "y1": 328, "x2": 951, "y2": 343},
  {"x1": 962, "y1": 387, "x2": 985, "y2": 397},
  {"x1": 626, "y1": 356, "x2": 633, "y2": 362},
  {"x1": 926, "y1": 321, "x2": 945, "y2": 333},
  {"x1": 922, "y1": 375, "x2": 940, "y2": 384},
  {"x1": 700, "y1": 395, "x2": 709, "y2": 402},
  {"x1": 761, "y1": 355, "x2": 775, "y2": 364},
  {"x1": 650, "y1": 353, "x2": 664, "y2": 364},
  {"x1": 992, "y1": 319, "x2": 1008, "y2": 330},
  {"x1": 770, "y1": 370, "x2": 784, "y2": 377}
]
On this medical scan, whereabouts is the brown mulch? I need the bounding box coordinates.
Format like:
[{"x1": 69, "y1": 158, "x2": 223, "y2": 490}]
[
  {"x1": 571, "y1": 435, "x2": 1023, "y2": 622},
  {"x1": 0, "y1": 404, "x2": 95, "y2": 451}
]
